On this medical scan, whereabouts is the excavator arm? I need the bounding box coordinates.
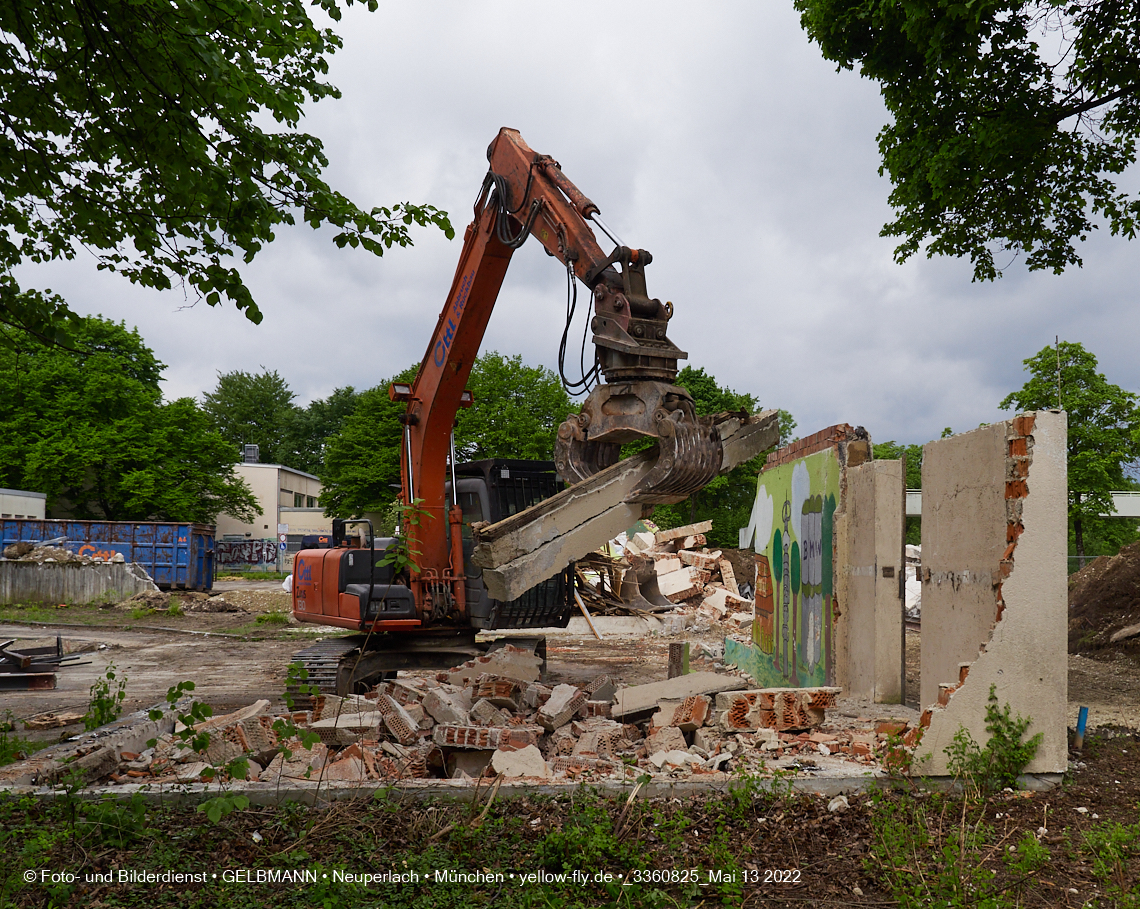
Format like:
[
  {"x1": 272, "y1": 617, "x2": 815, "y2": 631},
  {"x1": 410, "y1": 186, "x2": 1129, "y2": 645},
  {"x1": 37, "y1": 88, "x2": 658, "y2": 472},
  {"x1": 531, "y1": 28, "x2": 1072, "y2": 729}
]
[{"x1": 390, "y1": 128, "x2": 722, "y2": 625}]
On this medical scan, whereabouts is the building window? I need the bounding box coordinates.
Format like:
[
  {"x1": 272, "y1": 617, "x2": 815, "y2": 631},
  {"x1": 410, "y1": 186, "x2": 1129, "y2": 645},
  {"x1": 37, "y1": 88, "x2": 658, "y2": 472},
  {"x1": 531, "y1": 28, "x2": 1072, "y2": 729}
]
[
  {"x1": 307, "y1": 496, "x2": 317, "y2": 508},
  {"x1": 294, "y1": 492, "x2": 304, "y2": 507}
]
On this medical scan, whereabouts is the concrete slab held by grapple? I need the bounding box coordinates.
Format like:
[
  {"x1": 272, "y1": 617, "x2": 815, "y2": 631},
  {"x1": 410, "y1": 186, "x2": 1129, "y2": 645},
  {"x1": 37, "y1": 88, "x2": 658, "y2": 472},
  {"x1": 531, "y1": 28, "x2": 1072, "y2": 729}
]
[
  {"x1": 612, "y1": 672, "x2": 749, "y2": 721},
  {"x1": 475, "y1": 411, "x2": 779, "y2": 603}
]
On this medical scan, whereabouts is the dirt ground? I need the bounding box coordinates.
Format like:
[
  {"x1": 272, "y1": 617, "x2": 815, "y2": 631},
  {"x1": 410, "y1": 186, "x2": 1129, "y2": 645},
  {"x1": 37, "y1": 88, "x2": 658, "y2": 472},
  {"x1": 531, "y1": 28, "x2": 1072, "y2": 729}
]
[{"x1": 2, "y1": 580, "x2": 1137, "y2": 743}]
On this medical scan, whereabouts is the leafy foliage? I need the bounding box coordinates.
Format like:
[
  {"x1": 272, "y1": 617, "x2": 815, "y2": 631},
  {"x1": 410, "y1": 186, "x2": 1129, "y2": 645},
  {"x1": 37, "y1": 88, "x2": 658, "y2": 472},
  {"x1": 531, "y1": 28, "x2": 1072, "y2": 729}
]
[
  {"x1": 84, "y1": 663, "x2": 127, "y2": 731},
  {"x1": 202, "y1": 369, "x2": 296, "y2": 465},
  {"x1": 0, "y1": 0, "x2": 453, "y2": 344},
  {"x1": 320, "y1": 353, "x2": 575, "y2": 518},
  {"x1": 0, "y1": 317, "x2": 259, "y2": 521},
  {"x1": 281, "y1": 386, "x2": 360, "y2": 475},
  {"x1": 942, "y1": 685, "x2": 1043, "y2": 797},
  {"x1": 455, "y1": 352, "x2": 575, "y2": 462},
  {"x1": 319, "y1": 366, "x2": 417, "y2": 518},
  {"x1": 1000, "y1": 340, "x2": 1140, "y2": 565},
  {"x1": 796, "y1": 0, "x2": 1140, "y2": 279}
]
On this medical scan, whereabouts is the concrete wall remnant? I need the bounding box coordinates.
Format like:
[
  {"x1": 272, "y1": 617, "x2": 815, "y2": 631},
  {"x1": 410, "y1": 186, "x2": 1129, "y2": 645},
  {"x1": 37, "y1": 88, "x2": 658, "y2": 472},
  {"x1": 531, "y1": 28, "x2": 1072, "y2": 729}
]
[
  {"x1": 0, "y1": 560, "x2": 157, "y2": 605},
  {"x1": 838, "y1": 459, "x2": 906, "y2": 703},
  {"x1": 731, "y1": 424, "x2": 905, "y2": 700},
  {"x1": 917, "y1": 411, "x2": 1067, "y2": 776}
]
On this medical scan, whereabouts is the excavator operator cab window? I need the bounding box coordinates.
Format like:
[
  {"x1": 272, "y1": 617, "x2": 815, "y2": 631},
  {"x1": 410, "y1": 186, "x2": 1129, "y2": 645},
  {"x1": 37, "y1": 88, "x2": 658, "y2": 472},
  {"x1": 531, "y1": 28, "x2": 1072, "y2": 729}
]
[{"x1": 457, "y1": 490, "x2": 483, "y2": 539}]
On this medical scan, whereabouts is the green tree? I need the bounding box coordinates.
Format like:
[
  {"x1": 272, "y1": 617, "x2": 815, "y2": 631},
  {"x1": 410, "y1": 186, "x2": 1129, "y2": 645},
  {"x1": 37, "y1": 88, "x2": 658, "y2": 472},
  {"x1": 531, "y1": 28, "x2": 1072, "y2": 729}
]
[
  {"x1": 652, "y1": 366, "x2": 795, "y2": 549},
  {"x1": 796, "y1": 0, "x2": 1140, "y2": 280},
  {"x1": 319, "y1": 354, "x2": 577, "y2": 517},
  {"x1": 873, "y1": 441, "x2": 923, "y2": 545},
  {"x1": 319, "y1": 368, "x2": 416, "y2": 518},
  {"x1": 280, "y1": 386, "x2": 360, "y2": 475},
  {"x1": 1000, "y1": 341, "x2": 1140, "y2": 569},
  {"x1": 201, "y1": 369, "x2": 297, "y2": 466},
  {"x1": 0, "y1": 317, "x2": 258, "y2": 521},
  {"x1": 455, "y1": 352, "x2": 575, "y2": 461},
  {"x1": 0, "y1": 0, "x2": 452, "y2": 344}
]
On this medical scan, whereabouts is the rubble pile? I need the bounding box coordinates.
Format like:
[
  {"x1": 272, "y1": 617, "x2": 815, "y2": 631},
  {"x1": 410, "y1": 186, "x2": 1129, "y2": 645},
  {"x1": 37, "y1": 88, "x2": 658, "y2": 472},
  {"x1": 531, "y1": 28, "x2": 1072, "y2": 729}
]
[
  {"x1": 66, "y1": 646, "x2": 916, "y2": 788},
  {"x1": 579, "y1": 521, "x2": 756, "y2": 631},
  {"x1": 1068, "y1": 540, "x2": 1140, "y2": 655},
  {"x1": 2, "y1": 542, "x2": 119, "y2": 565}
]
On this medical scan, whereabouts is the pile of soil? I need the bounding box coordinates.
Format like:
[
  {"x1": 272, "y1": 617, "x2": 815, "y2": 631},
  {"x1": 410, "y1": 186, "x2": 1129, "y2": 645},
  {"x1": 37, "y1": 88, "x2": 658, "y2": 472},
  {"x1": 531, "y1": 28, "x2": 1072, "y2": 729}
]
[
  {"x1": 1068, "y1": 540, "x2": 1140, "y2": 658},
  {"x1": 118, "y1": 591, "x2": 245, "y2": 613}
]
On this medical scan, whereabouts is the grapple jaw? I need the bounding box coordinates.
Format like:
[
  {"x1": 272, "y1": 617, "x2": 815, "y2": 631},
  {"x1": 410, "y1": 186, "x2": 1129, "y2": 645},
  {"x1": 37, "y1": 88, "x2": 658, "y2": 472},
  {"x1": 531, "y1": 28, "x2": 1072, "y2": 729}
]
[{"x1": 554, "y1": 380, "x2": 723, "y2": 504}]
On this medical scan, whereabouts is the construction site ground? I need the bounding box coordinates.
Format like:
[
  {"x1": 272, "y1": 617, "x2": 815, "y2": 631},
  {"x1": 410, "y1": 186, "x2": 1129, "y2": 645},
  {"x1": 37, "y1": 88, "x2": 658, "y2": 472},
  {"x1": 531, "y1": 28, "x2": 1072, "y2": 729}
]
[{"x1": 2, "y1": 578, "x2": 1137, "y2": 746}]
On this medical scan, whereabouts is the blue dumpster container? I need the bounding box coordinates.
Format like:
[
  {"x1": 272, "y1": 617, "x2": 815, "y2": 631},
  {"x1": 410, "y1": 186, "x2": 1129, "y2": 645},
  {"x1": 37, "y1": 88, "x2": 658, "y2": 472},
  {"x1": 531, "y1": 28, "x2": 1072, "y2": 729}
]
[{"x1": 0, "y1": 520, "x2": 215, "y2": 591}]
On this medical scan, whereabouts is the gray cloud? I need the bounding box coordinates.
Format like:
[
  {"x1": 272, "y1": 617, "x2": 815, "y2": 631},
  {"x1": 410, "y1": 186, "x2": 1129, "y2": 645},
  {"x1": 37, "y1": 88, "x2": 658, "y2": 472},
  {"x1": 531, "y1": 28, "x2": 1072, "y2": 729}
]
[{"x1": 15, "y1": 1, "x2": 1140, "y2": 447}]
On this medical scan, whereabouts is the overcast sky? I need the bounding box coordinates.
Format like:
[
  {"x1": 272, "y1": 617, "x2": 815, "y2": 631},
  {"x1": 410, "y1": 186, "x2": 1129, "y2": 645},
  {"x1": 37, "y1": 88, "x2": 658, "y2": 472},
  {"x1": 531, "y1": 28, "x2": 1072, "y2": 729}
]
[{"x1": 16, "y1": 1, "x2": 1140, "y2": 446}]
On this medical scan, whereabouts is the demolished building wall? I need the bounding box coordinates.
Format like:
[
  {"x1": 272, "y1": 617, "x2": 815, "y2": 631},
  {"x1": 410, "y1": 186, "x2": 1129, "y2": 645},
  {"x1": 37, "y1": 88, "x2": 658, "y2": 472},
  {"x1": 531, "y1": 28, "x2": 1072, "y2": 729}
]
[
  {"x1": 732, "y1": 424, "x2": 903, "y2": 699},
  {"x1": 839, "y1": 459, "x2": 906, "y2": 703},
  {"x1": 917, "y1": 411, "x2": 1067, "y2": 775}
]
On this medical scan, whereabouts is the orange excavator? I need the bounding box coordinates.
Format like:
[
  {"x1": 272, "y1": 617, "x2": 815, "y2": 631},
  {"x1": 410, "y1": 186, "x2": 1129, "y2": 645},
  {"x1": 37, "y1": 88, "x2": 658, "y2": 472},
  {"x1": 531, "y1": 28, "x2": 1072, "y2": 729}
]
[{"x1": 289, "y1": 129, "x2": 724, "y2": 695}]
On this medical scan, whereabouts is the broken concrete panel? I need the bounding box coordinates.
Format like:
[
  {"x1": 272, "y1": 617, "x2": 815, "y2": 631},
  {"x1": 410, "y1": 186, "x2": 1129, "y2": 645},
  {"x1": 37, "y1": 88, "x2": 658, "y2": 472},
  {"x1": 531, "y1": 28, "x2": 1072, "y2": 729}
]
[
  {"x1": 702, "y1": 586, "x2": 750, "y2": 614},
  {"x1": 322, "y1": 755, "x2": 368, "y2": 783},
  {"x1": 583, "y1": 675, "x2": 617, "y2": 702},
  {"x1": 473, "y1": 676, "x2": 524, "y2": 710},
  {"x1": 471, "y1": 699, "x2": 510, "y2": 726},
  {"x1": 655, "y1": 521, "x2": 713, "y2": 545},
  {"x1": 842, "y1": 458, "x2": 905, "y2": 703},
  {"x1": 645, "y1": 725, "x2": 687, "y2": 753},
  {"x1": 422, "y1": 689, "x2": 471, "y2": 726},
  {"x1": 719, "y1": 560, "x2": 737, "y2": 593},
  {"x1": 612, "y1": 672, "x2": 748, "y2": 721},
  {"x1": 376, "y1": 695, "x2": 421, "y2": 746},
  {"x1": 445, "y1": 646, "x2": 541, "y2": 686},
  {"x1": 476, "y1": 412, "x2": 778, "y2": 601},
  {"x1": 1109, "y1": 621, "x2": 1140, "y2": 644},
  {"x1": 657, "y1": 568, "x2": 701, "y2": 601},
  {"x1": 650, "y1": 695, "x2": 711, "y2": 733},
  {"x1": 491, "y1": 744, "x2": 550, "y2": 778},
  {"x1": 678, "y1": 550, "x2": 719, "y2": 570},
  {"x1": 431, "y1": 725, "x2": 539, "y2": 750},
  {"x1": 918, "y1": 412, "x2": 1067, "y2": 776},
  {"x1": 537, "y1": 684, "x2": 587, "y2": 731},
  {"x1": 655, "y1": 557, "x2": 682, "y2": 575}
]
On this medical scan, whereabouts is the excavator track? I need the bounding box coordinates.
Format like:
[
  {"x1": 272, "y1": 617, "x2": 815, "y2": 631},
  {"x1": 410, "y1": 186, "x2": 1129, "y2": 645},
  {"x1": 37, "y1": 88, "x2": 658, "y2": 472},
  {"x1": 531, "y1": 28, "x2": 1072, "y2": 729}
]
[
  {"x1": 287, "y1": 634, "x2": 550, "y2": 707},
  {"x1": 286, "y1": 637, "x2": 365, "y2": 708}
]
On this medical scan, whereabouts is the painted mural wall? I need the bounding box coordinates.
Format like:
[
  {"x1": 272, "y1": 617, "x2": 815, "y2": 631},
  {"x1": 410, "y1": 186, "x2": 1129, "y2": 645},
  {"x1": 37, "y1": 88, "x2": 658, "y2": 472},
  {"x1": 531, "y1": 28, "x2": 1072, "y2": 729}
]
[{"x1": 735, "y1": 448, "x2": 841, "y2": 687}]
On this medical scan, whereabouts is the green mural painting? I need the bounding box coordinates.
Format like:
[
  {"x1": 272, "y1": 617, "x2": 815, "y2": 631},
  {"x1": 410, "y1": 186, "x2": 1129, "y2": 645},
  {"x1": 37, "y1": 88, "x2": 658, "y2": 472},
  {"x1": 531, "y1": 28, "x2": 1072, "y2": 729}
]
[{"x1": 732, "y1": 448, "x2": 841, "y2": 688}]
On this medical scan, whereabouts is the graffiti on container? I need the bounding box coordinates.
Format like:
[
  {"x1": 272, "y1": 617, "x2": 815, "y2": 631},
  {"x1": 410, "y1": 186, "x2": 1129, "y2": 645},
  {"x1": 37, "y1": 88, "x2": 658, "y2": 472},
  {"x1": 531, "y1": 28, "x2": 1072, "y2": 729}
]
[{"x1": 216, "y1": 540, "x2": 276, "y2": 567}]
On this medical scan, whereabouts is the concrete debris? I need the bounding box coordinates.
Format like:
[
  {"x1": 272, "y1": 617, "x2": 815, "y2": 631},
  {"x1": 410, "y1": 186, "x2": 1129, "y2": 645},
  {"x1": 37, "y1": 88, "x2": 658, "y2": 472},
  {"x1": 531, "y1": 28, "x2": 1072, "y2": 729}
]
[{"x1": 6, "y1": 630, "x2": 928, "y2": 791}]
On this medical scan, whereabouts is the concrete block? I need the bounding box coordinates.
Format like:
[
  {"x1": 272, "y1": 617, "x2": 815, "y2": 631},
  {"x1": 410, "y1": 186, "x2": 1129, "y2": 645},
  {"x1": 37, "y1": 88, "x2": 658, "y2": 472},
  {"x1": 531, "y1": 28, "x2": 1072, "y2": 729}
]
[
  {"x1": 538, "y1": 684, "x2": 587, "y2": 731},
  {"x1": 655, "y1": 521, "x2": 713, "y2": 545},
  {"x1": 491, "y1": 744, "x2": 550, "y2": 778},
  {"x1": 718, "y1": 560, "x2": 737, "y2": 592},
  {"x1": 550, "y1": 755, "x2": 622, "y2": 775},
  {"x1": 633, "y1": 532, "x2": 657, "y2": 551},
  {"x1": 650, "y1": 696, "x2": 711, "y2": 733},
  {"x1": 423, "y1": 689, "x2": 471, "y2": 726},
  {"x1": 584, "y1": 674, "x2": 617, "y2": 702},
  {"x1": 655, "y1": 557, "x2": 682, "y2": 575},
  {"x1": 376, "y1": 696, "x2": 420, "y2": 745},
  {"x1": 657, "y1": 568, "x2": 701, "y2": 601},
  {"x1": 431, "y1": 725, "x2": 540, "y2": 750},
  {"x1": 471, "y1": 699, "x2": 510, "y2": 727},
  {"x1": 649, "y1": 749, "x2": 699, "y2": 769},
  {"x1": 645, "y1": 726, "x2": 687, "y2": 753},
  {"x1": 445, "y1": 646, "x2": 541, "y2": 686},
  {"x1": 612, "y1": 672, "x2": 748, "y2": 721},
  {"x1": 678, "y1": 550, "x2": 719, "y2": 570},
  {"x1": 473, "y1": 676, "x2": 524, "y2": 710},
  {"x1": 322, "y1": 755, "x2": 368, "y2": 783}
]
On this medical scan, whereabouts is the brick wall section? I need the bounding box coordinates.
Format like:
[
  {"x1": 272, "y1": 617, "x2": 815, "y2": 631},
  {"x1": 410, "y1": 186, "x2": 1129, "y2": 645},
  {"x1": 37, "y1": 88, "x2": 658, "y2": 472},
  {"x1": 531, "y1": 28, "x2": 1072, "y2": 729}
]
[{"x1": 763, "y1": 423, "x2": 857, "y2": 472}]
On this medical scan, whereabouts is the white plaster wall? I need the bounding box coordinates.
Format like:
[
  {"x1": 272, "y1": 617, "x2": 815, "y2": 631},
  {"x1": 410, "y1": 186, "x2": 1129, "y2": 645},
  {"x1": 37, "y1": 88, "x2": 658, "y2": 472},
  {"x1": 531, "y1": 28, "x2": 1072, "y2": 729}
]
[{"x1": 919, "y1": 411, "x2": 1068, "y2": 776}]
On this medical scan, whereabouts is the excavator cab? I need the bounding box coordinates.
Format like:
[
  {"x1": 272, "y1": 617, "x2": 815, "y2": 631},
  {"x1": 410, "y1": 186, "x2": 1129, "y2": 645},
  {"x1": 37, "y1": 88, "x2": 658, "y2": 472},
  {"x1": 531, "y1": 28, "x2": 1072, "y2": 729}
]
[{"x1": 447, "y1": 459, "x2": 574, "y2": 630}]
